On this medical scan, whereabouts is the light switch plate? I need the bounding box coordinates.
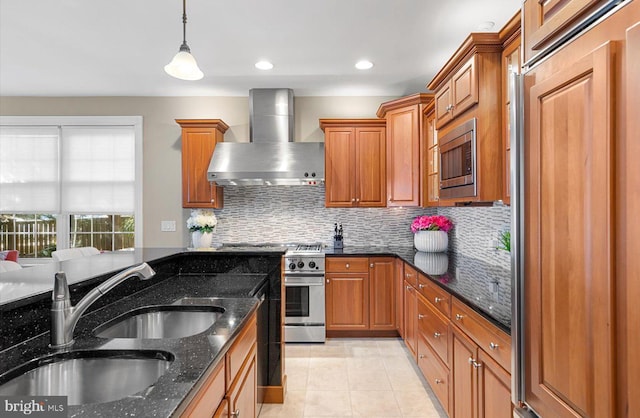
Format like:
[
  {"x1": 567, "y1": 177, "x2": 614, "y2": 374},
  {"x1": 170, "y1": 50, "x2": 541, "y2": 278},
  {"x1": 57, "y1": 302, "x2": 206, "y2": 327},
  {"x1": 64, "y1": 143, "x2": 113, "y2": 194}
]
[{"x1": 161, "y1": 220, "x2": 176, "y2": 232}]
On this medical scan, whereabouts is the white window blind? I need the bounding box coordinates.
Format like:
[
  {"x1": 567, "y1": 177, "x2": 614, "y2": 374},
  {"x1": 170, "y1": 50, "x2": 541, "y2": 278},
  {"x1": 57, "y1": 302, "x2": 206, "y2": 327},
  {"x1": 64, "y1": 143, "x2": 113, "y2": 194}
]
[
  {"x1": 61, "y1": 126, "x2": 135, "y2": 213},
  {"x1": 0, "y1": 126, "x2": 60, "y2": 212}
]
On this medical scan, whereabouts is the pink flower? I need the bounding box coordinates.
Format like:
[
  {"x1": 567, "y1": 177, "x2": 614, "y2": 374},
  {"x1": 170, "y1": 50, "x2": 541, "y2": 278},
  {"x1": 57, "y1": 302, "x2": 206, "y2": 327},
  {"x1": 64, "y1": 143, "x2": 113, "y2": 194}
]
[{"x1": 411, "y1": 215, "x2": 453, "y2": 233}]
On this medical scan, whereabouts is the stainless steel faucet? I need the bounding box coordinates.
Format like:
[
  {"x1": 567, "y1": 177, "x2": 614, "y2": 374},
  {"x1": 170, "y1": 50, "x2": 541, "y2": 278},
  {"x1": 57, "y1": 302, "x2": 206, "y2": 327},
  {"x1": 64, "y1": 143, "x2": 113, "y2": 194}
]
[{"x1": 50, "y1": 262, "x2": 156, "y2": 348}]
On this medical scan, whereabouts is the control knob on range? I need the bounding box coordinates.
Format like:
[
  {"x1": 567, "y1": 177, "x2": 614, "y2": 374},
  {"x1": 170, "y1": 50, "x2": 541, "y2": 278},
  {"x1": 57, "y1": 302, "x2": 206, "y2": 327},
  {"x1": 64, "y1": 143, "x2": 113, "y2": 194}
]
[
  {"x1": 288, "y1": 262, "x2": 296, "y2": 270},
  {"x1": 297, "y1": 261, "x2": 305, "y2": 269},
  {"x1": 309, "y1": 261, "x2": 316, "y2": 269}
]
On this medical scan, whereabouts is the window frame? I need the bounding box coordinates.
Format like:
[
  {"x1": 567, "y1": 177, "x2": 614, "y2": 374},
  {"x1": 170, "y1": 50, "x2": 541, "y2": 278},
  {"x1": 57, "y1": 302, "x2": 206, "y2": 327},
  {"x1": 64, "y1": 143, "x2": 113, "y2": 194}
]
[{"x1": 0, "y1": 116, "x2": 143, "y2": 258}]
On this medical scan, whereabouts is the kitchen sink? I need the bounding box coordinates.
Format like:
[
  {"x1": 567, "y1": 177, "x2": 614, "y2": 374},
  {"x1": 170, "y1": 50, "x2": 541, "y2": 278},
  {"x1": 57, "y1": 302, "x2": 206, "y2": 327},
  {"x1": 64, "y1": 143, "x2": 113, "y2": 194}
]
[
  {"x1": 0, "y1": 350, "x2": 173, "y2": 405},
  {"x1": 94, "y1": 305, "x2": 225, "y2": 339}
]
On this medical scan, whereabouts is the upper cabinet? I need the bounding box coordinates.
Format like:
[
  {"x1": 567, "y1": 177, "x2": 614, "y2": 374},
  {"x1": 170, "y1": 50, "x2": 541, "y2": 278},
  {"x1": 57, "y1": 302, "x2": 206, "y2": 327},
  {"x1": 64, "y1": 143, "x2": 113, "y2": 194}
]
[
  {"x1": 423, "y1": 102, "x2": 440, "y2": 207},
  {"x1": 427, "y1": 34, "x2": 504, "y2": 204},
  {"x1": 522, "y1": 0, "x2": 613, "y2": 64},
  {"x1": 376, "y1": 93, "x2": 434, "y2": 207},
  {"x1": 500, "y1": 12, "x2": 521, "y2": 206},
  {"x1": 433, "y1": 56, "x2": 478, "y2": 129},
  {"x1": 320, "y1": 119, "x2": 387, "y2": 208},
  {"x1": 177, "y1": 119, "x2": 228, "y2": 209}
]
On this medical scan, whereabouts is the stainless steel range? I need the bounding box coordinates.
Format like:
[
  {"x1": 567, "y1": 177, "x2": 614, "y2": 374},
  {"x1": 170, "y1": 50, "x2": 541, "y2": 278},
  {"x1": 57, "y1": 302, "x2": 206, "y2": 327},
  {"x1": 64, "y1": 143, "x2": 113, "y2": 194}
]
[{"x1": 284, "y1": 244, "x2": 326, "y2": 343}]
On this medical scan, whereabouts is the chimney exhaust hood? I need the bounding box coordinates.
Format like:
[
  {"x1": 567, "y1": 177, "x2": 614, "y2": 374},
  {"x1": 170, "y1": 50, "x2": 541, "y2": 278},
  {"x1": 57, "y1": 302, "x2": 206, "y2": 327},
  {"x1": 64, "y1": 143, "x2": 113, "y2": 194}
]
[{"x1": 207, "y1": 88, "x2": 325, "y2": 186}]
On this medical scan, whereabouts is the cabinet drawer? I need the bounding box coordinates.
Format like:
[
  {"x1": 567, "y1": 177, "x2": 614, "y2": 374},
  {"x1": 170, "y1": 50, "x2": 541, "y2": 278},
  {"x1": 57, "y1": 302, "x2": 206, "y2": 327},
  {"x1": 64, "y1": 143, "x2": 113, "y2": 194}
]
[
  {"x1": 417, "y1": 295, "x2": 450, "y2": 366},
  {"x1": 403, "y1": 264, "x2": 418, "y2": 288},
  {"x1": 180, "y1": 360, "x2": 225, "y2": 418},
  {"x1": 451, "y1": 298, "x2": 511, "y2": 373},
  {"x1": 326, "y1": 257, "x2": 369, "y2": 273},
  {"x1": 226, "y1": 313, "x2": 257, "y2": 386},
  {"x1": 417, "y1": 336, "x2": 450, "y2": 415},
  {"x1": 417, "y1": 274, "x2": 451, "y2": 318}
]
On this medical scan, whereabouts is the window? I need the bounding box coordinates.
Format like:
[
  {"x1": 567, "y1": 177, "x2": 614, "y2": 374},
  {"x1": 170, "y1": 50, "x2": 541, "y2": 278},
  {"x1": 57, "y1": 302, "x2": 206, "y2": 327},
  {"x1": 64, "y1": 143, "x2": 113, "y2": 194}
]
[{"x1": 0, "y1": 117, "x2": 143, "y2": 258}]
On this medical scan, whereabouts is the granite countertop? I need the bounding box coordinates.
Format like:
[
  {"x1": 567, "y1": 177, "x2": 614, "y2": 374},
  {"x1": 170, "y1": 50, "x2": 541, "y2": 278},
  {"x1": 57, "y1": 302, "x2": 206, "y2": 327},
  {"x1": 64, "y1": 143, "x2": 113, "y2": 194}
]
[
  {"x1": 326, "y1": 246, "x2": 512, "y2": 333},
  {"x1": 0, "y1": 263, "x2": 270, "y2": 417}
]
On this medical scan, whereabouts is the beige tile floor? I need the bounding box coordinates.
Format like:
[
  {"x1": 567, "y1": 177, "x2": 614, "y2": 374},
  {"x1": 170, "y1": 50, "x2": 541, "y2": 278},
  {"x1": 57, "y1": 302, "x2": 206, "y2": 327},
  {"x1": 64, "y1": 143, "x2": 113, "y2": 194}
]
[{"x1": 259, "y1": 338, "x2": 447, "y2": 418}]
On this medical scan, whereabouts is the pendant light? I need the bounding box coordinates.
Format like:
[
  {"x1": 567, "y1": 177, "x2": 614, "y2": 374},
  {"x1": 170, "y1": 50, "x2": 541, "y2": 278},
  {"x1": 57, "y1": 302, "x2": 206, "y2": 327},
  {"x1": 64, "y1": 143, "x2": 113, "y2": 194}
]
[{"x1": 165, "y1": 0, "x2": 203, "y2": 80}]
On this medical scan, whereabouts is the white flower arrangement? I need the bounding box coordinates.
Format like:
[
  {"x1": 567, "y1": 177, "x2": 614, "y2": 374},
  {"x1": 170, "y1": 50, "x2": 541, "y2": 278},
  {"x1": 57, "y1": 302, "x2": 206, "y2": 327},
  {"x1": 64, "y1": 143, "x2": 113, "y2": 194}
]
[{"x1": 186, "y1": 209, "x2": 217, "y2": 233}]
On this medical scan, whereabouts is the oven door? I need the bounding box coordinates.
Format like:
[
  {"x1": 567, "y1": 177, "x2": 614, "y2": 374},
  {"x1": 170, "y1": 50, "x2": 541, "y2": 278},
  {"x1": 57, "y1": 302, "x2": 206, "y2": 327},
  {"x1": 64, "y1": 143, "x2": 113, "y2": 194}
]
[{"x1": 284, "y1": 275, "x2": 325, "y2": 325}]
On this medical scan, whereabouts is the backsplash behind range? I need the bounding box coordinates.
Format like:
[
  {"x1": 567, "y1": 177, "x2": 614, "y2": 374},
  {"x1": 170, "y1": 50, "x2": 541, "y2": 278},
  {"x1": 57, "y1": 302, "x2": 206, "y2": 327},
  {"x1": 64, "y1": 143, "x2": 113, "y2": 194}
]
[{"x1": 197, "y1": 186, "x2": 511, "y2": 270}]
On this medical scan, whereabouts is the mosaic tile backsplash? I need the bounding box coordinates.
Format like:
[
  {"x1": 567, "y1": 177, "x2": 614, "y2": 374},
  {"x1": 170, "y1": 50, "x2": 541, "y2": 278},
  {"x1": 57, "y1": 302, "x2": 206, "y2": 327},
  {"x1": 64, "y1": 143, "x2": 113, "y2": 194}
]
[{"x1": 194, "y1": 186, "x2": 511, "y2": 269}]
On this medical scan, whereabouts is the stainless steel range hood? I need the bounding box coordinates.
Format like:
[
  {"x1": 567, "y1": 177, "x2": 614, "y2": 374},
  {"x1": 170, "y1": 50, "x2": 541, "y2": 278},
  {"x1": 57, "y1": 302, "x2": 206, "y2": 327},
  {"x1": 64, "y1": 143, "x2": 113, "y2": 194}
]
[{"x1": 207, "y1": 88, "x2": 325, "y2": 186}]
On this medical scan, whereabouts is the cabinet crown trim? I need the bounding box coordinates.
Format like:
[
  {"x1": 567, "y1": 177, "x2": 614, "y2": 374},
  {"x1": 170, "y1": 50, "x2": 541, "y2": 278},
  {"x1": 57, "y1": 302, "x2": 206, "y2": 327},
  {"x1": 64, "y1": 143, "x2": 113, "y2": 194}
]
[
  {"x1": 427, "y1": 33, "x2": 502, "y2": 90},
  {"x1": 319, "y1": 118, "x2": 386, "y2": 131},
  {"x1": 176, "y1": 119, "x2": 230, "y2": 133},
  {"x1": 376, "y1": 93, "x2": 435, "y2": 118}
]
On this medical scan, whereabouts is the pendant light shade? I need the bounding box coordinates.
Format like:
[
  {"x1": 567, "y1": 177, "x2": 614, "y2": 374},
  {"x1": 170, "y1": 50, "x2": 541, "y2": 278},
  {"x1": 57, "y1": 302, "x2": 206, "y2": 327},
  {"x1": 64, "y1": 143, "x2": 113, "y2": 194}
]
[{"x1": 165, "y1": 0, "x2": 203, "y2": 80}]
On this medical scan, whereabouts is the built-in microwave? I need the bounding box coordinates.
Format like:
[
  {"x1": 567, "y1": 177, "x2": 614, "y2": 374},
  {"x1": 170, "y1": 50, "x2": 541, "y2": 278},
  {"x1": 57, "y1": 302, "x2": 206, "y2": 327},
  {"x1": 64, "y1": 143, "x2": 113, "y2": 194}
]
[{"x1": 439, "y1": 118, "x2": 476, "y2": 199}]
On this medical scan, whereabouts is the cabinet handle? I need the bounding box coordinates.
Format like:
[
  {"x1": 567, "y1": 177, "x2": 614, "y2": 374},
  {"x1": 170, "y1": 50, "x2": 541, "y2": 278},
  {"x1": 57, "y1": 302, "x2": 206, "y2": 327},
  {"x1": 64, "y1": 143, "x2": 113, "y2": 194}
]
[
  {"x1": 468, "y1": 357, "x2": 474, "y2": 365},
  {"x1": 370, "y1": 263, "x2": 374, "y2": 268},
  {"x1": 345, "y1": 263, "x2": 350, "y2": 269},
  {"x1": 433, "y1": 332, "x2": 442, "y2": 338},
  {"x1": 455, "y1": 314, "x2": 465, "y2": 321},
  {"x1": 434, "y1": 297, "x2": 443, "y2": 304},
  {"x1": 435, "y1": 378, "x2": 443, "y2": 384},
  {"x1": 419, "y1": 354, "x2": 426, "y2": 359},
  {"x1": 356, "y1": 198, "x2": 360, "y2": 202},
  {"x1": 418, "y1": 284, "x2": 426, "y2": 289},
  {"x1": 473, "y1": 361, "x2": 482, "y2": 369},
  {"x1": 418, "y1": 314, "x2": 425, "y2": 319},
  {"x1": 489, "y1": 342, "x2": 499, "y2": 350},
  {"x1": 406, "y1": 285, "x2": 411, "y2": 290},
  {"x1": 405, "y1": 273, "x2": 410, "y2": 278},
  {"x1": 351, "y1": 198, "x2": 356, "y2": 202},
  {"x1": 231, "y1": 409, "x2": 240, "y2": 418},
  {"x1": 326, "y1": 279, "x2": 330, "y2": 283},
  {"x1": 211, "y1": 198, "x2": 215, "y2": 203}
]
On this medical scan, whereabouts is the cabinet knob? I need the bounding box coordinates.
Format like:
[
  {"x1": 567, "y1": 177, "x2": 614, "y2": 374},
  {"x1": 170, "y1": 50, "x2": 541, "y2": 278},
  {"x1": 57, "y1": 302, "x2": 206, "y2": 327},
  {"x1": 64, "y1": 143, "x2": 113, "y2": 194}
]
[
  {"x1": 418, "y1": 283, "x2": 426, "y2": 289},
  {"x1": 435, "y1": 378, "x2": 443, "y2": 384},
  {"x1": 455, "y1": 314, "x2": 465, "y2": 321},
  {"x1": 433, "y1": 332, "x2": 442, "y2": 338},
  {"x1": 434, "y1": 297, "x2": 443, "y2": 304},
  {"x1": 406, "y1": 285, "x2": 411, "y2": 290},
  {"x1": 418, "y1": 314, "x2": 425, "y2": 319},
  {"x1": 345, "y1": 263, "x2": 350, "y2": 269},
  {"x1": 370, "y1": 263, "x2": 374, "y2": 268},
  {"x1": 231, "y1": 410, "x2": 240, "y2": 418},
  {"x1": 326, "y1": 279, "x2": 330, "y2": 283},
  {"x1": 468, "y1": 357, "x2": 475, "y2": 365},
  {"x1": 356, "y1": 198, "x2": 360, "y2": 202},
  {"x1": 489, "y1": 342, "x2": 499, "y2": 350},
  {"x1": 419, "y1": 354, "x2": 426, "y2": 359},
  {"x1": 211, "y1": 198, "x2": 215, "y2": 203},
  {"x1": 351, "y1": 198, "x2": 356, "y2": 202},
  {"x1": 473, "y1": 361, "x2": 482, "y2": 369}
]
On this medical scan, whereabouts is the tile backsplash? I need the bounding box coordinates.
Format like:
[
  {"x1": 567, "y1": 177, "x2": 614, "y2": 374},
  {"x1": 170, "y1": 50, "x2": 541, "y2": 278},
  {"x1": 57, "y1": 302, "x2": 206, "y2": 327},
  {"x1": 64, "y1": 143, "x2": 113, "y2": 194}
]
[{"x1": 193, "y1": 186, "x2": 511, "y2": 269}]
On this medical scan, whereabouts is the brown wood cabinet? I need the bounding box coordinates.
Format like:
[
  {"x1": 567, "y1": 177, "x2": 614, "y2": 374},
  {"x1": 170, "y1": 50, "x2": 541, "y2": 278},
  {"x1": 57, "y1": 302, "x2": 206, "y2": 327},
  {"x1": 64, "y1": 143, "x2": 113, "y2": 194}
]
[
  {"x1": 403, "y1": 279, "x2": 417, "y2": 358},
  {"x1": 522, "y1": 0, "x2": 611, "y2": 64},
  {"x1": 452, "y1": 327, "x2": 511, "y2": 418},
  {"x1": 177, "y1": 119, "x2": 228, "y2": 209},
  {"x1": 500, "y1": 12, "x2": 521, "y2": 206},
  {"x1": 423, "y1": 102, "x2": 440, "y2": 207},
  {"x1": 325, "y1": 256, "x2": 396, "y2": 334},
  {"x1": 434, "y1": 55, "x2": 478, "y2": 129},
  {"x1": 376, "y1": 93, "x2": 434, "y2": 207},
  {"x1": 320, "y1": 119, "x2": 386, "y2": 208},
  {"x1": 179, "y1": 313, "x2": 257, "y2": 418},
  {"x1": 427, "y1": 34, "x2": 504, "y2": 204},
  {"x1": 522, "y1": 2, "x2": 639, "y2": 416}
]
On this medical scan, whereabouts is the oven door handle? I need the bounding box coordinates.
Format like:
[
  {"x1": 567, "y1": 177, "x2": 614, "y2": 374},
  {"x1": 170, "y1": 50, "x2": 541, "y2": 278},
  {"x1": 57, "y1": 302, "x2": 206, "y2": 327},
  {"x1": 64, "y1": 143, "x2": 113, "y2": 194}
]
[{"x1": 284, "y1": 282, "x2": 324, "y2": 287}]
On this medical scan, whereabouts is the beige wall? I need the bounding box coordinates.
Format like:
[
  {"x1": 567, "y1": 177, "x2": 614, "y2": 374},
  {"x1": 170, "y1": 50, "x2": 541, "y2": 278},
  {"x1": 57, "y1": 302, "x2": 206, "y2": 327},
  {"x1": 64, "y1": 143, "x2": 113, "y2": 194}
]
[{"x1": 0, "y1": 95, "x2": 394, "y2": 247}]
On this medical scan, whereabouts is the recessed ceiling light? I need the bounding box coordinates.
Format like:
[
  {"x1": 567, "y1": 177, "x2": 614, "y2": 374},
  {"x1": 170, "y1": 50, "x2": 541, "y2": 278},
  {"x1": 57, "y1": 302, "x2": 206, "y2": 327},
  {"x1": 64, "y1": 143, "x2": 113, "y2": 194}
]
[
  {"x1": 255, "y1": 60, "x2": 274, "y2": 70},
  {"x1": 355, "y1": 60, "x2": 374, "y2": 70},
  {"x1": 476, "y1": 21, "x2": 495, "y2": 31}
]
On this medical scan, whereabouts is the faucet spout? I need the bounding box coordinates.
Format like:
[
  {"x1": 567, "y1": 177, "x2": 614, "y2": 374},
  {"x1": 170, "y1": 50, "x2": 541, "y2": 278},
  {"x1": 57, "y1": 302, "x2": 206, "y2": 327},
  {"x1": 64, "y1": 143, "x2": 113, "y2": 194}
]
[{"x1": 50, "y1": 262, "x2": 156, "y2": 348}]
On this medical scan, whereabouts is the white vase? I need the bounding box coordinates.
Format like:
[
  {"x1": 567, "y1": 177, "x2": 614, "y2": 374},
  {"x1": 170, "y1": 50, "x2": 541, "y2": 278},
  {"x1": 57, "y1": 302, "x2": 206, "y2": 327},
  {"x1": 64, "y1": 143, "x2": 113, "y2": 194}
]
[
  {"x1": 192, "y1": 230, "x2": 213, "y2": 249},
  {"x1": 414, "y1": 230, "x2": 448, "y2": 252},
  {"x1": 414, "y1": 251, "x2": 449, "y2": 275}
]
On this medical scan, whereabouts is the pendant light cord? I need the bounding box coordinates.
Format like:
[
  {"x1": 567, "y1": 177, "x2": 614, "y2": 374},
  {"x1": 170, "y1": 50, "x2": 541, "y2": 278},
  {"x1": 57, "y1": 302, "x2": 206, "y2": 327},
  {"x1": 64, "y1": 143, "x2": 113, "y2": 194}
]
[{"x1": 179, "y1": 0, "x2": 190, "y2": 52}]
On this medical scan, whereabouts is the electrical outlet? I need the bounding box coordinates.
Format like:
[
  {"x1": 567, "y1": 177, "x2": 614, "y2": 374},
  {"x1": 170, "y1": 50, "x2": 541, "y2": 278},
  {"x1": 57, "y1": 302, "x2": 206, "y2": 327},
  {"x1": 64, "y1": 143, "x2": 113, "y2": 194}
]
[{"x1": 161, "y1": 220, "x2": 176, "y2": 232}]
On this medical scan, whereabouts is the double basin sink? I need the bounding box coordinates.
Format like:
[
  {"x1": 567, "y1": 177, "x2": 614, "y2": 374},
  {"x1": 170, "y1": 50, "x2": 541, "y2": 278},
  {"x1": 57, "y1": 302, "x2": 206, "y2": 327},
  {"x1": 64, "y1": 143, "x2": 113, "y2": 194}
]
[{"x1": 0, "y1": 301, "x2": 225, "y2": 405}]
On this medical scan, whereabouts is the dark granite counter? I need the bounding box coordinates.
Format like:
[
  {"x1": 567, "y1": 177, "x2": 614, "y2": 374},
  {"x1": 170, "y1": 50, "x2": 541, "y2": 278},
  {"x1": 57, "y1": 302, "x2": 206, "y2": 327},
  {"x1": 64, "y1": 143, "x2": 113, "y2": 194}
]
[
  {"x1": 0, "y1": 248, "x2": 284, "y2": 418},
  {"x1": 326, "y1": 246, "x2": 512, "y2": 333}
]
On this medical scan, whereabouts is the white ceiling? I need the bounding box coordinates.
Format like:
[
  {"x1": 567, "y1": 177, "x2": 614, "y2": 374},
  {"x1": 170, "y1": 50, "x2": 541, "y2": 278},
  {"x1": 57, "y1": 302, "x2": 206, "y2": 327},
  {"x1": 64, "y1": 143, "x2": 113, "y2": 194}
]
[{"x1": 0, "y1": 0, "x2": 521, "y2": 97}]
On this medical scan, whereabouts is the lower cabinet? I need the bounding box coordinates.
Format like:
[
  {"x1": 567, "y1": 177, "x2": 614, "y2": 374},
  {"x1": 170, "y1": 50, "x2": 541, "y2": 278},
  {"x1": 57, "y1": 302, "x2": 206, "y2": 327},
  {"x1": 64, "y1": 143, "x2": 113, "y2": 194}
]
[
  {"x1": 180, "y1": 313, "x2": 258, "y2": 418},
  {"x1": 325, "y1": 256, "x2": 396, "y2": 334},
  {"x1": 403, "y1": 280, "x2": 418, "y2": 357},
  {"x1": 452, "y1": 327, "x2": 511, "y2": 418}
]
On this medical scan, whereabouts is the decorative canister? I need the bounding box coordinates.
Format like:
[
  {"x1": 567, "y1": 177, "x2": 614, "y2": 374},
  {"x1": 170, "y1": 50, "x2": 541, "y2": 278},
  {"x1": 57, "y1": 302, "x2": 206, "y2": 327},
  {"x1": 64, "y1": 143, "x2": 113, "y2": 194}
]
[{"x1": 414, "y1": 230, "x2": 448, "y2": 252}]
